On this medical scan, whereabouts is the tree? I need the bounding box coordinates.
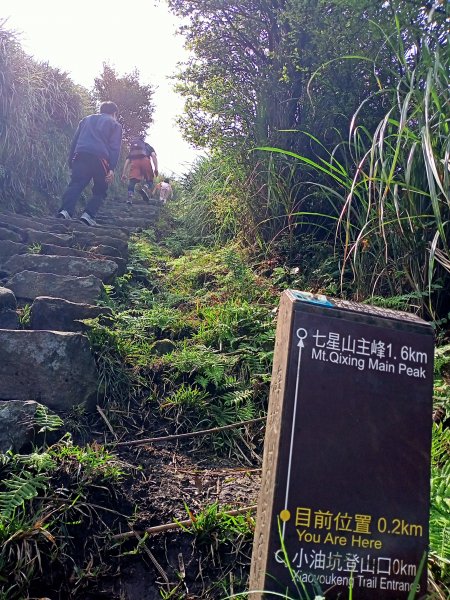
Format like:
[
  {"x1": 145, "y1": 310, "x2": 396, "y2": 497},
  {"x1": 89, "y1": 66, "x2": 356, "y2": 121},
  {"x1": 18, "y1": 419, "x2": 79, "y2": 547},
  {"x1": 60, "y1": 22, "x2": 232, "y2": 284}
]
[
  {"x1": 168, "y1": 0, "x2": 446, "y2": 155},
  {"x1": 93, "y1": 63, "x2": 155, "y2": 143}
]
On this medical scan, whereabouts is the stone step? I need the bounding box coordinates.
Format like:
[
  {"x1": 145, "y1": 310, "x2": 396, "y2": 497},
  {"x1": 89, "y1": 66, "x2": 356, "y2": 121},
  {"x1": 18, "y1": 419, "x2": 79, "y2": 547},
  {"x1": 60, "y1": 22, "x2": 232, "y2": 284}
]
[
  {"x1": 0, "y1": 286, "x2": 19, "y2": 329},
  {"x1": 0, "y1": 213, "x2": 130, "y2": 242},
  {"x1": 0, "y1": 239, "x2": 28, "y2": 265},
  {"x1": 39, "y1": 244, "x2": 126, "y2": 275},
  {"x1": 30, "y1": 296, "x2": 112, "y2": 332},
  {"x1": 95, "y1": 217, "x2": 156, "y2": 230},
  {"x1": 0, "y1": 226, "x2": 22, "y2": 243},
  {"x1": 0, "y1": 330, "x2": 98, "y2": 411},
  {"x1": 0, "y1": 215, "x2": 70, "y2": 235},
  {"x1": 7, "y1": 271, "x2": 103, "y2": 304},
  {"x1": 22, "y1": 229, "x2": 127, "y2": 259},
  {"x1": 3, "y1": 253, "x2": 118, "y2": 283}
]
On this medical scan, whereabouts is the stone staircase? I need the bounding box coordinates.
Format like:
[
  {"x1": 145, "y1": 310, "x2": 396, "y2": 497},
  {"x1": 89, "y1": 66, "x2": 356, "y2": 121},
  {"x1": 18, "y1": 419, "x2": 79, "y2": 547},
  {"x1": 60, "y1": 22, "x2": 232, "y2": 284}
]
[{"x1": 0, "y1": 196, "x2": 160, "y2": 450}]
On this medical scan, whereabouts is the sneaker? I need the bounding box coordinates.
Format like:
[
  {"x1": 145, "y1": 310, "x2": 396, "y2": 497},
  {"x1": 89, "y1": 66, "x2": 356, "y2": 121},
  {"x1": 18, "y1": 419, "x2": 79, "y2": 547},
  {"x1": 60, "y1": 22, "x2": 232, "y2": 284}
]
[
  {"x1": 57, "y1": 209, "x2": 71, "y2": 220},
  {"x1": 79, "y1": 212, "x2": 97, "y2": 226},
  {"x1": 126, "y1": 199, "x2": 133, "y2": 206}
]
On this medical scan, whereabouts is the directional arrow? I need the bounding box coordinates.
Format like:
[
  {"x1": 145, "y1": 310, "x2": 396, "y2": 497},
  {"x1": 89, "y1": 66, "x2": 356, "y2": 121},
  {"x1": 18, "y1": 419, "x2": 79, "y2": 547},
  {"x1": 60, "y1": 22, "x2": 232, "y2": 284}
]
[{"x1": 282, "y1": 328, "x2": 306, "y2": 539}]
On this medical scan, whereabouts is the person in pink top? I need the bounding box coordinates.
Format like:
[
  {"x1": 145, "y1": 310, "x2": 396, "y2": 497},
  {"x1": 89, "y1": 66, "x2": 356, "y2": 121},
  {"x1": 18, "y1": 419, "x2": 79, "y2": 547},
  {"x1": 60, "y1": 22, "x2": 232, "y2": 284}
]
[{"x1": 155, "y1": 178, "x2": 173, "y2": 204}]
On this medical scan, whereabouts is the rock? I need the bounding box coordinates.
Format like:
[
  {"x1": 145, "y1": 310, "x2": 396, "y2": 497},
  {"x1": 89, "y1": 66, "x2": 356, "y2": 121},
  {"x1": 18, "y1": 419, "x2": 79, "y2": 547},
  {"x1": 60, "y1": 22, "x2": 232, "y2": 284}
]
[
  {"x1": 0, "y1": 286, "x2": 16, "y2": 309},
  {"x1": 7, "y1": 271, "x2": 103, "y2": 304},
  {"x1": 0, "y1": 239, "x2": 28, "y2": 264},
  {"x1": 151, "y1": 339, "x2": 177, "y2": 356},
  {"x1": 3, "y1": 253, "x2": 118, "y2": 283},
  {"x1": 0, "y1": 215, "x2": 69, "y2": 234},
  {"x1": 0, "y1": 330, "x2": 98, "y2": 411},
  {"x1": 0, "y1": 400, "x2": 38, "y2": 452},
  {"x1": 23, "y1": 229, "x2": 73, "y2": 247},
  {"x1": 72, "y1": 232, "x2": 129, "y2": 257},
  {"x1": 40, "y1": 244, "x2": 126, "y2": 275},
  {"x1": 0, "y1": 227, "x2": 22, "y2": 243},
  {"x1": 30, "y1": 296, "x2": 113, "y2": 332},
  {"x1": 0, "y1": 309, "x2": 19, "y2": 329}
]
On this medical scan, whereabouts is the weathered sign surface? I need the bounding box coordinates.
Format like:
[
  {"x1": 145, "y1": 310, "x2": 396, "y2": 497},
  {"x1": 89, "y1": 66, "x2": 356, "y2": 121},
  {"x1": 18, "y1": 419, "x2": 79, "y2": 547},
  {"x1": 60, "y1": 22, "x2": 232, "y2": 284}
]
[{"x1": 250, "y1": 290, "x2": 434, "y2": 599}]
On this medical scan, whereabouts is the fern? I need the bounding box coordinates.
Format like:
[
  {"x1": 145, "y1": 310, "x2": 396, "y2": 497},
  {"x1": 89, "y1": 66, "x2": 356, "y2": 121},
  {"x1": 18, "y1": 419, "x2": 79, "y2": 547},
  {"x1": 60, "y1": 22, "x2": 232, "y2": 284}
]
[
  {"x1": 34, "y1": 404, "x2": 64, "y2": 433},
  {"x1": 14, "y1": 452, "x2": 56, "y2": 473},
  {"x1": 430, "y1": 424, "x2": 450, "y2": 578},
  {"x1": 0, "y1": 471, "x2": 49, "y2": 520}
]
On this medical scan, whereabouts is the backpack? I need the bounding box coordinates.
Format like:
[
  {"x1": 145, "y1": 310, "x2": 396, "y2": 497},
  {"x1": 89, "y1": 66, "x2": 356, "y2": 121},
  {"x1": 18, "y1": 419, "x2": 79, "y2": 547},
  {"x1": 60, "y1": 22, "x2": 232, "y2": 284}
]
[{"x1": 129, "y1": 138, "x2": 147, "y2": 159}]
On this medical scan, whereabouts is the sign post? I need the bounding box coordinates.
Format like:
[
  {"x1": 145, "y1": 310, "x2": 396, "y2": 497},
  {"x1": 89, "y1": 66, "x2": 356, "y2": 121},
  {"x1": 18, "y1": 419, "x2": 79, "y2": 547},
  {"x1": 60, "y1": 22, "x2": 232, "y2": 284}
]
[{"x1": 250, "y1": 290, "x2": 434, "y2": 599}]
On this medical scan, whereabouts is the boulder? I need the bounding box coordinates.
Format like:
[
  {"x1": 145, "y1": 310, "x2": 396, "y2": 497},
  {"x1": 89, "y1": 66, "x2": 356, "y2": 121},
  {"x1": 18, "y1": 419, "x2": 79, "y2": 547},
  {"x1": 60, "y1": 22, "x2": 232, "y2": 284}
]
[
  {"x1": 0, "y1": 400, "x2": 38, "y2": 452},
  {"x1": 23, "y1": 229, "x2": 73, "y2": 247},
  {"x1": 0, "y1": 239, "x2": 28, "y2": 264},
  {"x1": 72, "y1": 231, "x2": 129, "y2": 256},
  {"x1": 30, "y1": 296, "x2": 112, "y2": 332},
  {"x1": 0, "y1": 227, "x2": 22, "y2": 243},
  {"x1": 0, "y1": 215, "x2": 69, "y2": 234},
  {"x1": 7, "y1": 271, "x2": 103, "y2": 304},
  {"x1": 0, "y1": 309, "x2": 19, "y2": 329},
  {"x1": 3, "y1": 253, "x2": 118, "y2": 283},
  {"x1": 40, "y1": 244, "x2": 126, "y2": 275},
  {"x1": 0, "y1": 330, "x2": 98, "y2": 411},
  {"x1": 0, "y1": 286, "x2": 16, "y2": 310}
]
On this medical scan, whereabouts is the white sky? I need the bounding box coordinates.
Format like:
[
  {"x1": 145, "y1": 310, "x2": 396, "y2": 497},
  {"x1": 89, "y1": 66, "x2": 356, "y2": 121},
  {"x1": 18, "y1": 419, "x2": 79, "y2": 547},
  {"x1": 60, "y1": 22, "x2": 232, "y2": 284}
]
[{"x1": 1, "y1": 0, "x2": 202, "y2": 176}]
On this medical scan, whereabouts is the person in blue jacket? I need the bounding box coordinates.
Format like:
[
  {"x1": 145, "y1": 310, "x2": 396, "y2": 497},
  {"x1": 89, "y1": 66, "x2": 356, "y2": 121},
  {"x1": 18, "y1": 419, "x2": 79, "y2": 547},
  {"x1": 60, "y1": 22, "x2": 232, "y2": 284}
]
[{"x1": 57, "y1": 101, "x2": 122, "y2": 226}]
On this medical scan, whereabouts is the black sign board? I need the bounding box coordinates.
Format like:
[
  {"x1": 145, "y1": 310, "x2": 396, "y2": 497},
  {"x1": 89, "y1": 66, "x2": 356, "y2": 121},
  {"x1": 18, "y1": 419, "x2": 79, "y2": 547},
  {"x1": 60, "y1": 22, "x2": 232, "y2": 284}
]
[{"x1": 250, "y1": 290, "x2": 434, "y2": 599}]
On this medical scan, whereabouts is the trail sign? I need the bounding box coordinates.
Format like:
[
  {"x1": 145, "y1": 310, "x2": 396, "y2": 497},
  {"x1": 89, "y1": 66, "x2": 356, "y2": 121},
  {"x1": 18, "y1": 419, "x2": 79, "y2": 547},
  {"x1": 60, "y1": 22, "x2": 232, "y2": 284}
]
[{"x1": 250, "y1": 290, "x2": 434, "y2": 599}]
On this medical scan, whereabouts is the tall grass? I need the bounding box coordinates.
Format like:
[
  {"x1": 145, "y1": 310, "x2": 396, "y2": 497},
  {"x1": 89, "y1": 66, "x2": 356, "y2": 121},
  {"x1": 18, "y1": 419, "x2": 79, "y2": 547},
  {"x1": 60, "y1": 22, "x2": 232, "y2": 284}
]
[
  {"x1": 0, "y1": 21, "x2": 91, "y2": 214},
  {"x1": 259, "y1": 23, "x2": 449, "y2": 317}
]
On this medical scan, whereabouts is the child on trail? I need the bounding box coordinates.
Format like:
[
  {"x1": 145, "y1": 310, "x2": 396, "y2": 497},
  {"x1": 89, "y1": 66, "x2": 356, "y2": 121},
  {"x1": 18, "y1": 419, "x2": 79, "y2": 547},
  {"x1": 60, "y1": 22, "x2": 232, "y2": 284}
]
[
  {"x1": 121, "y1": 138, "x2": 158, "y2": 204},
  {"x1": 154, "y1": 178, "x2": 173, "y2": 204}
]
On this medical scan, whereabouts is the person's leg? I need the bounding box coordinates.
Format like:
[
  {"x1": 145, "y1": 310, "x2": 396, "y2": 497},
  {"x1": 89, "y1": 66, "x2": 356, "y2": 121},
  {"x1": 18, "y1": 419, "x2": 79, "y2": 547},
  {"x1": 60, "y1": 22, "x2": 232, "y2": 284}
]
[
  {"x1": 145, "y1": 178, "x2": 154, "y2": 198},
  {"x1": 59, "y1": 155, "x2": 92, "y2": 216},
  {"x1": 84, "y1": 158, "x2": 109, "y2": 217},
  {"x1": 140, "y1": 179, "x2": 151, "y2": 202},
  {"x1": 128, "y1": 179, "x2": 138, "y2": 198},
  {"x1": 126, "y1": 178, "x2": 139, "y2": 205}
]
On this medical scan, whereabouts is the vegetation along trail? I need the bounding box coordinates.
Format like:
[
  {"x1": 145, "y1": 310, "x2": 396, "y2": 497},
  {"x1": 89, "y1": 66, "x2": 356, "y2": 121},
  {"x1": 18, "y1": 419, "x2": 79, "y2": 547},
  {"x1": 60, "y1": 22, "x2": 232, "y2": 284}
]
[{"x1": 0, "y1": 1, "x2": 449, "y2": 599}]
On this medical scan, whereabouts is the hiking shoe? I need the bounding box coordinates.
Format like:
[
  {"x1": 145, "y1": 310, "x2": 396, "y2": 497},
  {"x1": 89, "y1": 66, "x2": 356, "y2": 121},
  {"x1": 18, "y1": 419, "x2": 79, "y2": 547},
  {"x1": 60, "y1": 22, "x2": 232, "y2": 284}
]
[
  {"x1": 126, "y1": 199, "x2": 133, "y2": 206},
  {"x1": 79, "y1": 212, "x2": 97, "y2": 226},
  {"x1": 57, "y1": 209, "x2": 71, "y2": 220}
]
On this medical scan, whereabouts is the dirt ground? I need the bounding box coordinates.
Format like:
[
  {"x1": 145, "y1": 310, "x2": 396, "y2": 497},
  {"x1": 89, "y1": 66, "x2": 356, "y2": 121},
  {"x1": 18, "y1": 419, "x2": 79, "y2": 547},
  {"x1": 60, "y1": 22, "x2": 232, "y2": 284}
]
[{"x1": 44, "y1": 411, "x2": 264, "y2": 600}]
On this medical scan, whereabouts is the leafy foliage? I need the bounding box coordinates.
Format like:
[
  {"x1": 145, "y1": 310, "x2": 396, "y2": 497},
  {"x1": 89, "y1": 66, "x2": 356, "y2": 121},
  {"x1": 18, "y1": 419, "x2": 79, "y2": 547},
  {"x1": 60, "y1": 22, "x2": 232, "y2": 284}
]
[
  {"x1": 0, "y1": 21, "x2": 90, "y2": 213},
  {"x1": 93, "y1": 62, "x2": 155, "y2": 143}
]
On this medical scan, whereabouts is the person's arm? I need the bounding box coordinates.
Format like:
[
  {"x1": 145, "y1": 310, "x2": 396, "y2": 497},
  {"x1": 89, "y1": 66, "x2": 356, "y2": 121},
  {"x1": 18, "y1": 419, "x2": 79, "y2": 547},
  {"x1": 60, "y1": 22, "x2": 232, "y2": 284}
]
[
  {"x1": 151, "y1": 152, "x2": 158, "y2": 177},
  {"x1": 168, "y1": 185, "x2": 173, "y2": 199},
  {"x1": 108, "y1": 122, "x2": 122, "y2": 171},
  {"x1": 68, "y1": 119, "x2": 83, "y2": 166}
]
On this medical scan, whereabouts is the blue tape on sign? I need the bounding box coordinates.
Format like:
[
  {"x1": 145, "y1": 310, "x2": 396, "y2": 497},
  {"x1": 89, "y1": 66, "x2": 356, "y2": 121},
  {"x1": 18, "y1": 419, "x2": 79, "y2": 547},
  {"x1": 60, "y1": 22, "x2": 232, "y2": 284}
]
[{"x1": 290, "y1": 290, "x2": 334, "y2": 308}]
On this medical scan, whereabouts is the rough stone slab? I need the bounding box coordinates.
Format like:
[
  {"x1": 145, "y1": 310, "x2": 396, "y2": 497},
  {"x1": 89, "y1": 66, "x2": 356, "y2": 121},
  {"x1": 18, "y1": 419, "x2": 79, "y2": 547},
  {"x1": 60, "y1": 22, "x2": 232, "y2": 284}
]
[
  {"x1": 30, "y1": 296, "x2": 112, "y2": 332},
  {"x1": 63, "y1": 221, "x2": 129, "y2": 241},
  {"x1": 0, "y1": 215, "x2": 69, "y2": 234},
  {"x1": 85, "y1": 243, "x2": 124, "y2": 259},
  {"x1": 24, "y1": 229, "x2": 127, "y2": 258},
  {"x1": 0, "y1": 286, "x2": 17, "y2": 309},
  {"x1": 97, "y1": 217, "x2": 155, "y2": 229},
  {"x1": 23, "y1": 229, "x2": 73, "y2": 247},
  {"x1": 0, "y1": 227, "x2": 22, "y2": 243},
  {"x1": 3, "y1": 253, "x2": 118, "y2": 283},
  {"x1": 72, "y1": 232, "x2": 128, "y2": 256},
  {"x1": 0, "y1": 330, "x2": 98, "y2": 411},
  {"x1": 0, "y1": 309, "x2": 19, "y2": 329},
  {"x1": 0, "y1": 400, "x2": 38, "y2": 452},
  {"x1": 7, "y1": 270, "x2": 103, "y2": 304},
  {"x1": 40, "y1": 244, "x2": 126, "y2": 275},
  {"x1": 0, "y1": 239, "x2": 28, "y2": 264}
]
